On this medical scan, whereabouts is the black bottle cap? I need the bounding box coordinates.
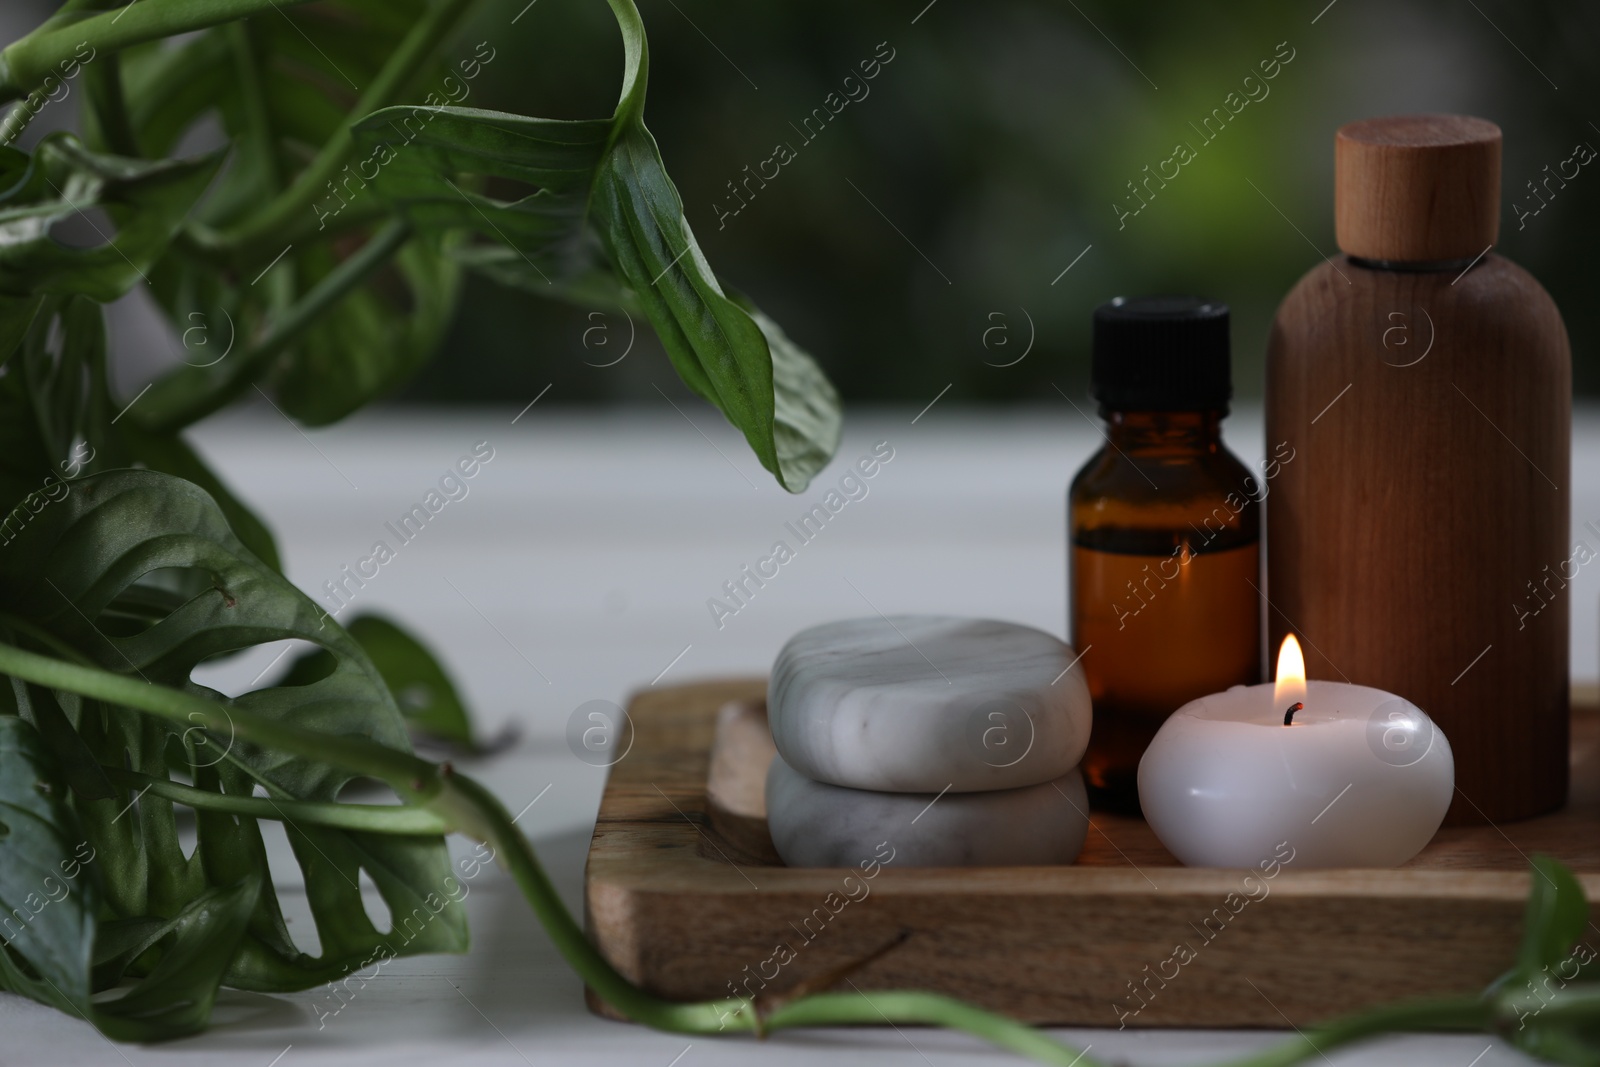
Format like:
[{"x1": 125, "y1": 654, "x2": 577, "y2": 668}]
[{"x1": 1091, "y1": 296, "x2": 1231, "y2": 412}]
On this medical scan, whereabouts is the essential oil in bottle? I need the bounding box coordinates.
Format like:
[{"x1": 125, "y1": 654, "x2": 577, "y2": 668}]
[{"x1": 1068, "y1": 297, "x2": 1261, "y2": 813}]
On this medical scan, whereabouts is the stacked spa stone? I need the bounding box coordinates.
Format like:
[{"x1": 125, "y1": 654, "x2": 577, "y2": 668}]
[{"x1": 765, "y1": 616, "x2": 1094, "y2": 868}]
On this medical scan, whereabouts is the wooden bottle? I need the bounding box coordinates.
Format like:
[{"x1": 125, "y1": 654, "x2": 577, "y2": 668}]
[{"x1": 1265, "y1": 114, "x2": 1571, "y2": 824}]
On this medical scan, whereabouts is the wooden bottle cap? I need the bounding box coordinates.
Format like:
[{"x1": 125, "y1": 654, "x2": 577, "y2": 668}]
[{"x1": 1335, "y1": 114, "x2": 1501, "y2": 263}]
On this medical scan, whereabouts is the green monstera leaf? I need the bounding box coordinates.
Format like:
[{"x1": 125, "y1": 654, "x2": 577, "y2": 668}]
[
  {"x1": 110, "y1": 0, "x2": 469, "y2": 431},
  {"x1": 283, "y1": 613, "x2": 482, "y2": 751},
  {"x1": 39, "y1": 0, "x2": 838, "y2": 492},
  {"x1": 0, "y1": 295, "x2": 279, "y2": 569},
  {"x1": 0, "y1": 713, "x2": 262, "y2": 1041},
  {"x1": 347, "y1": 0, "x2": 840, "y2": 491},
  {"x1": 0, "y1": 467, "x2": 467, "y2": 1027},
  {"x1": 0, "y1": 133, "x2": 220, "y2": 303},
  {"x1": 1488, "y1": 856, "x2": 1600, "y2": 1065}
]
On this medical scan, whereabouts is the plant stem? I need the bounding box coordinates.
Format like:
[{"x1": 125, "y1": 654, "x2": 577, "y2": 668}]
[
  {"x1": 0, "y1": 612, "x2": 100, "y2": 667},
  {"x1": 210, "y1": 0, "x2": 479, "y2": 259},
  {"x1": 0, "y1": 100, "x2": 36, "y2": 146},
  {"x1": 82, "y1": 50, "x2": 138, "y2": 156},
  {"x1": 0, "y1": 640, "x2": 433, "y2": 790},
  {"x1": 1511, "y1": 983, "x2": 1600, "y2": 1022},
  {"x1": 182, "y1": 201, "x2": 394, "y2": 273},
  {"x1": 137, "y1": 218, "x2": 413, "y2": 432},
  {"x1": 103, "y1": 767, "x2": 451, "y2": 834},
  {"x1": 1216, "y1": 997, "x2": 1490, "y2": 1067},
  {"x1": 0, "y1": 0, "x2": 322, "y2": 105},
  {"x1": 225, "y1": 19, "x2": 277, "y2": 188},
  {"x1": 425, "y1": 768, "x2": 1111, "y2": 1065},
  {"x1": 763, "y1": 991, "x2": 1110, "y2": 1065}
]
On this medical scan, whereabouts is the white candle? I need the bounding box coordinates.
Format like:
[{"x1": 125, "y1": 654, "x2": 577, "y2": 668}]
[{"x1": 1138, "y1": 636, "x2": 1453, "y2": 868}]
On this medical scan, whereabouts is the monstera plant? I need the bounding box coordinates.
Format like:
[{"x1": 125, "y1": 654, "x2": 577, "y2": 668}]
[{"x1": 0, "y1": 2, "x2": 1594, "y2": 1064}]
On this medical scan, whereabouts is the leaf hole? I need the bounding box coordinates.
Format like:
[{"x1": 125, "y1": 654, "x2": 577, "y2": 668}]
[
  {"x1": 334, "y1": 776, "x2": 394, "y2": 805},
  {"x1": 476, "y1": 175, "x2": 547, "y2": 204},
  {"x1": 177, "y1": 813, "x2": 199, "y2": 863},
  {"x1": 358, "y1": 870, "x2": 391, "y2": 936},
  {"x1": 255, "y1": 818, "x2": 320, "y2": 957},
  {"x1": 190, "y1": 639, "x2": 333, "y2": 699},
  {"x1": 96, "y1": 566, "x2": 219, "y2": 638},
  {"x1": 397, "y1": 683, "x2": 434, "y2": 713},
  {"x1": 48, "y1": 205, "x2": 120, "y2": 252}
]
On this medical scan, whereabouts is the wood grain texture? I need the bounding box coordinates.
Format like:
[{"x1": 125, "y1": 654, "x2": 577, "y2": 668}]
[
  {"x1": 1335, "y1": 115, "x2": 1500, "y2": 262},
  {"x1": 1266, "y1": 254, "x2": 1571, "y2": 824},
  {"x1": 584, "y1": 679, "x2": 1600, "y2": 1028}
]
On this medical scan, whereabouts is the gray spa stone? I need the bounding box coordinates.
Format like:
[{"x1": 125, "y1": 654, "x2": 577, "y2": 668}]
[
  {"x1": 768, "y1": 615, "x2": 1092, "y2": 793},
  {"x1": 765, "y1": 754, "x2": 1089, "y2": 868}
]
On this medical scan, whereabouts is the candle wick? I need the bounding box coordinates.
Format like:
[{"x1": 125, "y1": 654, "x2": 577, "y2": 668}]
[{"x1": 1283, "y1": 702, "x2": 1304, "y2": 726}]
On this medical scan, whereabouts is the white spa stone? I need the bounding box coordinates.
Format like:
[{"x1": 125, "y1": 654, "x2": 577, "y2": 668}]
[
  {"x1": 765, "y1": 754, "x2": 1090, "y2": 868},
  {"x1": 768, "y1": 615, "x2": 1091, "y2": 793}
]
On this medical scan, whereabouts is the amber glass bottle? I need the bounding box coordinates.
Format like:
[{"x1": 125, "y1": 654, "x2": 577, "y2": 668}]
[{"x1": 1069, "y1": 297, "x2": 1261, "y2": 813}]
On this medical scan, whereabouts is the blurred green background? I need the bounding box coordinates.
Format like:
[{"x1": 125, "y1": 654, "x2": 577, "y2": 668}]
[
  {"x1": 419, "y1": 0, "x2": 1598, "y2": 404},
  {"x1": 16, "y1": 0, "x2": 1600, "y2": 404}
]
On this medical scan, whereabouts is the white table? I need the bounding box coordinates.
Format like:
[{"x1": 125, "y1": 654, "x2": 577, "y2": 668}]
[{"x1": 8, "y1": 403, "x2": 1597, "y2": 1067}]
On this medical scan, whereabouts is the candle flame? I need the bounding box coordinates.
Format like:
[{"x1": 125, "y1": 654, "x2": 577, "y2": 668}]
[{"x1": 1273, "y1": 634, "x2": 1308, "y2": 713}]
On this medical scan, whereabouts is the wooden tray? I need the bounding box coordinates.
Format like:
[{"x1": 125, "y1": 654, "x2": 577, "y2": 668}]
[{"x1": 584, "y1": 679, "x2": 1600, "y2": 1027}]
